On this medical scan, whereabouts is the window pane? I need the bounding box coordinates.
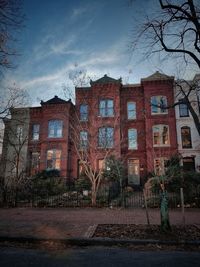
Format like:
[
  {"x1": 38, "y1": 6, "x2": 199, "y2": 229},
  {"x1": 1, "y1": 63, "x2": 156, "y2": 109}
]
[
  {"x1": 80, "y1": 131, "x2": 88, "y2": 149},
  {"x1": 46, "y1": 149, "x2": 61, "y2": 170},
  {"x1": 32, "y1": 124, "x2": 40, "y2": 140},
  {"x1": 80, "y1": 104, "x2": 88, "y2": 121},
  {"x1": 128, "y1": 129, "x2": 137, "y2": 149},
  {"x1": 48, "y1": 120, "x2": 63, "y2": 138},
  {"x1": 127, "y1": 102, "x2": 136, "y2": 119},
  {"x1": 181, "y1": 127, "x2": 192, "y2": 148},
  {"x1": 151, "y1": 97, "x2": 158, "y2": 113},
  {"x1": 99, "y1": 100, "x2": 113, "y2": 117},
  {"x1": 98, "y1": 127, "x2": 113, "y2": 148},
  {"x1": 179, "y1": 100, "x2": 189, "y2": 117},
  {"x1": 151, "y1": 96, "x2": 167, "y2": 114},
  {"x1": 153, "y1": 125, "x2": 169, "y2": 146}
]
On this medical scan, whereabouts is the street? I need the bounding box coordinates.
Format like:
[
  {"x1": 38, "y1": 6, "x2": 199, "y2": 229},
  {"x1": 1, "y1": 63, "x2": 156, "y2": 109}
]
[{"x1": 0, "y1": 246, "x2": 200, "y2": 267}]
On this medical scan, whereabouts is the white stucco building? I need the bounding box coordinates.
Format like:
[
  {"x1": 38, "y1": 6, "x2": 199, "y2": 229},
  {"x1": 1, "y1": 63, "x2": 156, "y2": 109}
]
[{"x1": 174, "y1": 74, "x2": 200, "y2": 172}]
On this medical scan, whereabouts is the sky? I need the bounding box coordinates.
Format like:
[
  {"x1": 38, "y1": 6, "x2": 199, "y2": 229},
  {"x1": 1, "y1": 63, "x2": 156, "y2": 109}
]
[{"x1": 1, "y1": 0, "x2": 199, "y2": 107}]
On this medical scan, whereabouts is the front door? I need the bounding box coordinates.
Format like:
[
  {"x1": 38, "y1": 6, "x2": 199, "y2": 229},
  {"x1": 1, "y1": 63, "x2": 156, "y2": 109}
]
[{"x1": 128, "y1": 159, "x2": 140, "y2": 185}]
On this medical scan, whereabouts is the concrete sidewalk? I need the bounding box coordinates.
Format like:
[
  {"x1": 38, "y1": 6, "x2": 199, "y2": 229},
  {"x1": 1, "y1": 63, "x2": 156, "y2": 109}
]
[{"x1": 0, "y1": 208, "x2": 200, "y2": 240}]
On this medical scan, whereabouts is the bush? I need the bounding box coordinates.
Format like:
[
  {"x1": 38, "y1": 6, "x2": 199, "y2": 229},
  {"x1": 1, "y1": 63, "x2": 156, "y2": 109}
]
[
  {"x1": 75, "y1": 173, "x2": 91, "y2": 192},
  {"x1": 32, "y1": 170, "x2": 66, "y2": 196}
]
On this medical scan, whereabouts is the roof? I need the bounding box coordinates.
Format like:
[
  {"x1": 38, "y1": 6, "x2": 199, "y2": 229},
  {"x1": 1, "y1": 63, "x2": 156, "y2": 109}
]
[
  {"x1": 90, "y1": 74, "x2": 122, "y2": 85},
  {"x1": 141, "y1": 71, "x2": 174, "y2": 81},
  {"x1": 40, "y1": 95, "x2": 71, "y2": 105}
]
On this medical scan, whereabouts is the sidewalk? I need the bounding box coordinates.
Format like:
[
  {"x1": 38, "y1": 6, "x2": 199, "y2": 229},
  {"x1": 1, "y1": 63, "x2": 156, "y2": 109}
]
[{"x1": 0, "y1": 208, "x2": 200, "y2": 240}]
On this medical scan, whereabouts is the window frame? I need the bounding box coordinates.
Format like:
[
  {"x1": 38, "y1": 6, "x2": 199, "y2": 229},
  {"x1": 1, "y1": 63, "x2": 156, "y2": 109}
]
[
  {"x1": 98, "y1": 126, "x2": 114, "y2": 148},
  {"x1": 48, "y1": 120, "x2": 63, "y2": 138},
  {"x1": 46, "y1": 149, "x2": 62, "y2": 170},
  {"x1": 80, "y1": 130, "x2": 88, "y2": 149},
  {"x1": 179, "y1": 99, "x2": 189, "y2": 117},
  {"x1": 99, "y1": 99, "x2": 114, "y2": 117},
  {"x1": 153, "y1": 124, "x2": 170, "y2": 147},
  {"x1": 80, "y1": 104, "x2": 88, "y2": 121},
  {"x1": 154, "y1": 158, "x2": 168, "y2": 176},
  {"x1": 127, "y1": 102, "x2": 136, "y2": 120},
  {"x1": 181, "y1": 126, "x2": 192, "y2": 148},
  {"x1": 32, "y1": 124, "x2": 40, "y2": 141},
  {"x1": 151, "y1": 96, "x2": 168, "y2": 115},
  {"x1": 128, "y1": 128, "x2": 138, "y2": 149}
]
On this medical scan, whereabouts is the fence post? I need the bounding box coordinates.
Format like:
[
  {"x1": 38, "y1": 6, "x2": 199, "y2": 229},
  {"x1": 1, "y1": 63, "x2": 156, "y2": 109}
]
[
  {"x1": 180, "y1": 187, "x2": 185, "y2": 227},
  {"x1": 143, "y1": 189, "x2": 150, "y2": 225}
]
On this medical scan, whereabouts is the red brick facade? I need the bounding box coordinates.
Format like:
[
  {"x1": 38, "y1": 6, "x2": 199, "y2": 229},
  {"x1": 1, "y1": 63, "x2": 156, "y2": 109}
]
[{"x1": 28, "y1": 72, "x2": 178, "y2": 186}]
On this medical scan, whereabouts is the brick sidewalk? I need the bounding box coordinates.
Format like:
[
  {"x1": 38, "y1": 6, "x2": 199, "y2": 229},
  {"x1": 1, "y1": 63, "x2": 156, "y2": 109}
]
[{"x1": 0, "y1": 208, "x2": 199, "y2": 239}]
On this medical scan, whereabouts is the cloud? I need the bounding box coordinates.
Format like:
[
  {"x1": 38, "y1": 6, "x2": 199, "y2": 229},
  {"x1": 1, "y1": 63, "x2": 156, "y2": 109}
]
[{"x1": 71, "y1": 7, "x2": 87, "y2": 20}]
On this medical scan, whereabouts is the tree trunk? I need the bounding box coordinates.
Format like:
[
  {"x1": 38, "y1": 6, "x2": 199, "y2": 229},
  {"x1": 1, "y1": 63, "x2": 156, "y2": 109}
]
[
  {"x1": 91, "y1": 183, "x2": 97, "y2": 206},
  {"x1": 160, "y1": 184, "x2": 171, "y2": 232}
]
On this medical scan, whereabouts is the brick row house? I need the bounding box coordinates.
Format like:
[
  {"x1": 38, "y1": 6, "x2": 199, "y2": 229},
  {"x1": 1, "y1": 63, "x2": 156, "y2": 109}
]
[{"x1": 1, "y1": 71, "x2": 199, "y2": 187}]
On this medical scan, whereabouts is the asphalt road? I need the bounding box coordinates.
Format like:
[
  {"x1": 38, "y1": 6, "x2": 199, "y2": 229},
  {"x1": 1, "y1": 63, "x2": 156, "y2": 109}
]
[{"x1": 0, "y1": 246, "x2": 200, "y2": 267}]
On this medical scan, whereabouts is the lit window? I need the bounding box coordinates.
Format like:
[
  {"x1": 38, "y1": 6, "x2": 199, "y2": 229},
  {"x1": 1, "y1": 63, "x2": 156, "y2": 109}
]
[
  {"x1": 154, "y1": 158, "x2": 168, "y2": 176},
  {"x1": 181, "y1": 126, "x2": 192, "y2": 148},
  {"x1": 127, "y1": 102, "x2": 136, "y2": 119},
  {"x1": 80, "y1": 131, "x2": 88, "y2": 149},
  {"x1": 151, "y1": 96, "x2": 168, "y2": 114},
  {"x1": 179, "y1": 99, "x2": 189, "y2": 117},
  {"x1": 99, "y1": 99, "x2": 114, "y2": 117},
  {"x1": 80, "y1": 104, "x2": 88, "y2": 121},
  {"x1": 128, "y1": 129, "x2": 137, "y2": 149},
  {"x1": 48, "y1": 120, "x2": 63, "y2": 138},
  {"x1": 98, "y1": 127, "x2": 114, "y2": 148},
  {"x1": 47, "y1": 149, "x2": 61, "y2": 170},
  {"x1": 32, "y1": 124, "x2": 40, "y2": 140},
  {"x1": 153, "y1": 125, "x2": 170, "y2": 146}
]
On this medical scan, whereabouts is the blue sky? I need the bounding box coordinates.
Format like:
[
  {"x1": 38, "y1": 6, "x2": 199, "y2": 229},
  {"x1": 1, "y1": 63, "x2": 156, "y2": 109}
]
[{"x1": 1, "y1": 0, "x2": 199, "y2": 106}]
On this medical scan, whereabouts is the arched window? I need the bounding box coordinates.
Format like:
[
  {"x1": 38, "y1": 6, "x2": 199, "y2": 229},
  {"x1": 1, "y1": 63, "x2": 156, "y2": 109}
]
[
  {"x1": 151, "y1": 96, "x2": 168, "y2": 114},
  {"x1": 153, "y1": 125, "x2": 170, "y2": 146},
  {"x1": 181, "y1": 126, "x2": 192, "y2": 148},
  {"x1": 98, "y1": 127, "x2": 114, "y2": 148}
]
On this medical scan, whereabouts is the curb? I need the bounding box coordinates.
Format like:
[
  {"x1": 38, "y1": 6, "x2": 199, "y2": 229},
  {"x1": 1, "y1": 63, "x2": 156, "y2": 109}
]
[{"x1": 0, "y1": 236, "x2": 200, "y2": 247}]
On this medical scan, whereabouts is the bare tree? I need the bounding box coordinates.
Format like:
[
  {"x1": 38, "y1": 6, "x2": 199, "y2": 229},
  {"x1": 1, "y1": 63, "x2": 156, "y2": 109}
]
[
  {"x1": 70, "y1": 107, "x2": 122, "y2": 206},
  {"x1": 0, "y1": 107, "x2": 29, "y2": 205},
  {"x1": 0, "y1": 0, "x2": 24, "y2": 72},
  {"x1": 132, "y1": 0, "x2": 200, "y2": 135}
]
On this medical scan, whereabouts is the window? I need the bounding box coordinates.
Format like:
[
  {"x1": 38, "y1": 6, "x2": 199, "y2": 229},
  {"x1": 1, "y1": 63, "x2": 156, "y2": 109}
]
[
  {"x1": 80, "y1": 131, "x2": 88, "y2": 149},
  {"x1": 16, "y1": 125, "x2": 23, "y2": 141},
  {"x1": 32, "y1": 124, "x2": 40, "y2": 140},
  {"x1": 183, "y1": 157, "x2": 195, "y2": 171},
  {"x1": 151, "y1": 96, "x2": 167, "y2": 114},
  {"x1": 98, "y1": 127, "x2": 114, "y2": 148},
  {"x1": 128, "y1": 129, "x2": 137, "y2": 149},
  {"x1": 127, "y1": 102, "x2": 136, "y2": 119},
  {"x1": 179, "y1": 99, "x2": 189, "y2": 117},
  {"x1": 48, "y1": 120, "x2": 63, "y2": 138},
  {"x1": 181, "y1": 126, "x2": 192, "y2": 148},
  {"x1": 98, "y1": 159, "x2": 110, "y2": 171},
  {"x1": 47, "y1": 149, "x2": 61, "y2": 170},
  {"x1": 153, "y1": 125, "x2": 170, "y2": 146},
  {"x1": 80, "y1": 104, "x2": 88, "y2": 121},
  {"x1": 99, "y1": 99, "x2": 114, "y2": 117},
  {"x1": 154, "y1": 158, "x2": 168, "y2": 176},
  {"x1": 31, "y1": 152, "x2": 40, "y2": 174},
  {"x1": 128, "y1": 159, "x2": 140, "y2": 185}
]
